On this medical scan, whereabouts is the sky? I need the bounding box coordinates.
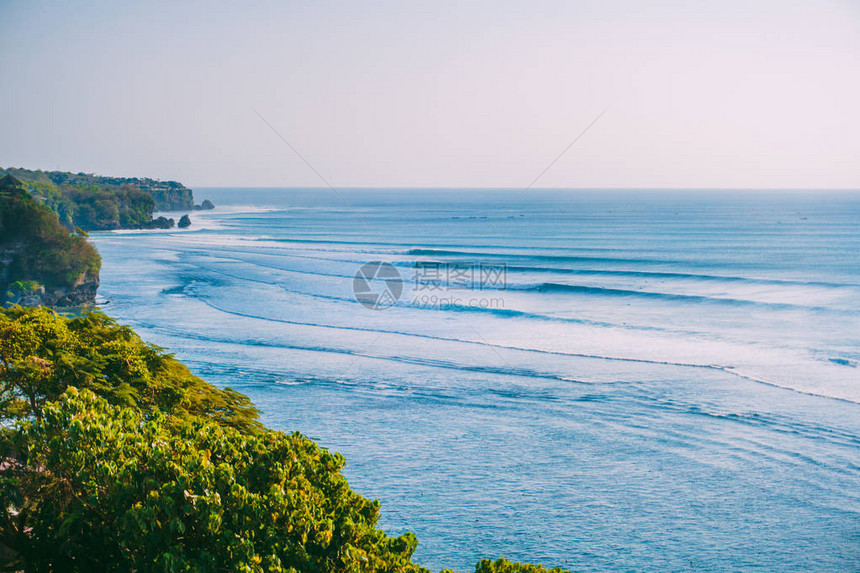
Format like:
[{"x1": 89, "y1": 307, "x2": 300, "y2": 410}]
[{"x1": 1, "y1": 0, "x2": 859, "y2": 189}]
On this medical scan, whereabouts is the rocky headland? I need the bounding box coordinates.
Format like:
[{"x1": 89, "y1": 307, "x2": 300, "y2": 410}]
[{"x1": 0, "y1": 174, "x2": 100, "y2": 307}]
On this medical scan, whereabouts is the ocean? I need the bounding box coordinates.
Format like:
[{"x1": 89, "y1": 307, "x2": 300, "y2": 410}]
[{"x1": 90, "y1": 188, "x2": 860, "y2": 571}]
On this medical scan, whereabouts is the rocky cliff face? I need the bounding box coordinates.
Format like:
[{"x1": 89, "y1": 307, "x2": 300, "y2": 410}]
[
  {"x1": 1, "y1": 244, "x2": 99, "y2": 308},
  {"x1": 4, "y1": 271, "x2": 99, "y2": 308},
  {"x1": 145, "y1": 184, "x2": 195, "y2": 211},
  {"x1": 46, "y1": 270, "x2": 99, "y2": 307}
]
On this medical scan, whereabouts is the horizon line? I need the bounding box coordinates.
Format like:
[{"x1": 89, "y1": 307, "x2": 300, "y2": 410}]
[{"x1": 189, "y1": 185, "x2": 860, "y2": 191}]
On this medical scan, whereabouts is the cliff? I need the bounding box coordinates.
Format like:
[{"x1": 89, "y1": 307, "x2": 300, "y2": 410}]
[
  {"x1": 0, "y1": 175, "x2": 100, "y2": 307},
  {"x1": 139, "y1": 181, "x2": 194, "y2": 211},
  {"x1": 0, "y1": 167, "x2": 195, "y2": 229}
]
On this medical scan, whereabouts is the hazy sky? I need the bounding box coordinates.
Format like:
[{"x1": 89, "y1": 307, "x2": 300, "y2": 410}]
[{"x1": 1, "y1": 0, "x2": 859, "y2": 188}]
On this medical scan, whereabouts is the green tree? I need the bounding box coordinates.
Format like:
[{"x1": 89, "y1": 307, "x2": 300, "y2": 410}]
[
  {"x1": 0, "y1": 308, "x2": 569, "y2": 573},
  {"x1": 0, "y1": 307, "x2": 259, "y2": 432},
  {"x1": 0, "y1": 388, "x2": 428, "y2": 572},
  {"x1": 473, "y1": 558, "x2": 569, "y2": 573}
]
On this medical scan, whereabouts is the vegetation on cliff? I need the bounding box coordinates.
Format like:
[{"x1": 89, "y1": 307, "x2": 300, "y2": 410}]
[
  {"x1": 467, "y1": 559, "x2": 568, "y2": 573},
  {"x1": 0, "y1": 167, "x2": 194, "y2": 230},
  {"x1": 64, "y1": 183, "x2": 155, "y2": 230},
  {"x1": 3, "y1": 389, "x2": 427, "y2": 572},
  {"x1": 0, "y1": 306, "x2": 568, "y2": 572},
  {"x1": 0, "y1": 175, "x2": 99, "y2": 305},
  {"x1": 0, "y1": 307, "x2": 258, "y2": 430},
  {"x1": 0, "y1": 307, "x2": 420, "y2": 571}
]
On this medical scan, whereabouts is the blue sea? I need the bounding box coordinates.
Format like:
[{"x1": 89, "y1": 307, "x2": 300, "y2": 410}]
[{"x1": 91, "y1": 189, "x2": 860, "y2": 571}]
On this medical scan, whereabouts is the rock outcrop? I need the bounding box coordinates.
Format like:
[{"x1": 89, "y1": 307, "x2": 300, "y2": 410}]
[
  {"x1": 140, "y1": 216, "x2": 174, "y2": 229},
  {"x1": 5, "y1": 272, "x2": 99, "y2": 308}
]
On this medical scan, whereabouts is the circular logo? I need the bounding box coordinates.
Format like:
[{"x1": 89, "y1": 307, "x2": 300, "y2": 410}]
[{"x1": 353, "y1": 261, "x2": 403, "y2": 310}]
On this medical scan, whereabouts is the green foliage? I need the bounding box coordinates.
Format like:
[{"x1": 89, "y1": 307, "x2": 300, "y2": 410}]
[
  {"x1": 0, "y1": 309, "x2": 567, "y2": 572},
  {"x1": 473, "y1": 558, "x2": 569, "y2": 573},
  {"x1": 0, "y1": 167, "x2": 194, "y2": 230},
  {"x1": 0, "y1": 306, "x2": 260, "y2": 432},
  {"x1": 0, "y1": 388, "x2": 428, "y2": 572},
  {"x1": 0, "y1": 188, "x2": 99, "y2": 291},
  {"x1": 5, "y1": 281, "x2": 40, "y2": 295},
  {"x1": 440, "y1": 558, "x2": 570, "y2": 573},
  {"x1": 65, "y1": 183, "x2": 155, "y2": 230}
]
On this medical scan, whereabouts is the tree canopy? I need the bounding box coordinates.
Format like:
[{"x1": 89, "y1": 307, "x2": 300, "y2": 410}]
[
  {"x1": 0, "y1": 307, "x2": 569, "y2": 572},
  {"x1": 0, "y1": 307, "x2": 259, "y2": 432},
  {"x1": 1, "y1": 388, "x2": 426, "y2": 572}
]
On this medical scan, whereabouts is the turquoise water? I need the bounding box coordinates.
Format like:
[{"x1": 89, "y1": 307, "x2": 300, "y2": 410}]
[{"x1": 91, "y1": 189, "x2": 860, "y2": 571}]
